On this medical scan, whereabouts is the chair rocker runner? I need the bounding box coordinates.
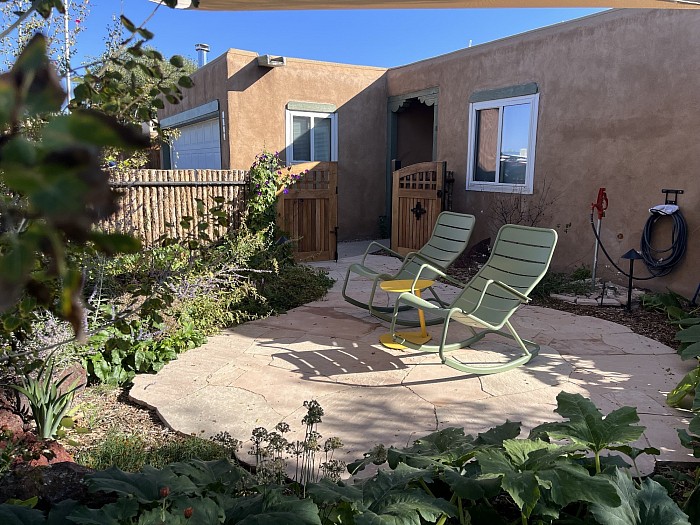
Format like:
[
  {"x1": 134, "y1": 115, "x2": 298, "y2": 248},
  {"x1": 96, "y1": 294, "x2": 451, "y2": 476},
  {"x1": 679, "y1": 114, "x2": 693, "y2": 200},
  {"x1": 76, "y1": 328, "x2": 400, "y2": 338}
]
[
  {"x1": 342, "y1": 212, "x2": 476, "y2": 327},
  {"x1": 388, "y1": 224, "x2": 558, "y2": 375}
]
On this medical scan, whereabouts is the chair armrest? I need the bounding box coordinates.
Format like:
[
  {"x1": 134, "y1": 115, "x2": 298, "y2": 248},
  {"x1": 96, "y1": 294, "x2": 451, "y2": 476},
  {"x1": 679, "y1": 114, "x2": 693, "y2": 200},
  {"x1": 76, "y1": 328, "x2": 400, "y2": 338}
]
[
  {"x1": 411, "y1": 262, "x2": 465, "y2": 290},
  {"x1": 482, "y1": 279, "x2": 531, "y2": 303},
  {"x1": 395, "y1": 290, "x2": 442, "y2": 312},
  {"x1": 362, "y1": 242, "x2": 402, "y2": 265}
]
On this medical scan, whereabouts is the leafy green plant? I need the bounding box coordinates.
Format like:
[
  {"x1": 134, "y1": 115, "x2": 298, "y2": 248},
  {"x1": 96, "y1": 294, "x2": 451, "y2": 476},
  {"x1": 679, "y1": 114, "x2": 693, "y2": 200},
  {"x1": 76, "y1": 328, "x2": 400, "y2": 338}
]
[
  {"x1": 529, "y1": 392, "x2": 653, "y2": 475},
  {"x1": 0, "y1": 393, "x2": 695, "y2": 525},
  {"x1": 246, "y1": 150, "x2": 305, "y2": 236},
  {"x1": 83, "y1": 319, "x2": 206, "y2": 385},
  {"x1": 477, "y1": 439, "x2": 620, "y2": 523},
  {"x1": 5, "y1": 356, "x2": 82, "y2": 439},
  {"x1": 641, "y1": 290, "x2": 698, "y2": 326}
]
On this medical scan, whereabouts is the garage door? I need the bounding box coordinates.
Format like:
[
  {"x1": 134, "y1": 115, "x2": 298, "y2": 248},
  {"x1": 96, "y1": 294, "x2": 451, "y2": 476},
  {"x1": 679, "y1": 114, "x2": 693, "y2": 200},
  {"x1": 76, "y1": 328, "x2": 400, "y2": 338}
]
[{"x1": 170, "y1": 118, "x2": 222, "y2": 169}]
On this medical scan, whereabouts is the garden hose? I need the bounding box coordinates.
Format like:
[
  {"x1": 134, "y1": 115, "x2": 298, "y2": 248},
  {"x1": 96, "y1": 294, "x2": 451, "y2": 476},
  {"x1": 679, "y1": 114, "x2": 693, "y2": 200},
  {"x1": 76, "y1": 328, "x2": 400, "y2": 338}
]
[
  {"x1": 589, "y1": 212, "x2": 654, "y2": 280},
  {"x1": 639, "y1": 209, "x2": 688, "y2": 277},
  {"x1": 589, "y1": 208, "x2": 688, "y2": 280}
]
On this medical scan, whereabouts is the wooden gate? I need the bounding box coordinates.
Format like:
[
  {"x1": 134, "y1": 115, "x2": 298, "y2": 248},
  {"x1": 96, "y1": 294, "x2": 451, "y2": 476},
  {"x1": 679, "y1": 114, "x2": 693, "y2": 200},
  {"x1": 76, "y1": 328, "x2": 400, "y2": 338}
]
[
  {"x1": 391, "y1": 161, "x2": 445, "y2": 256},
  {"x1": 277, "y1": 161, "x2": 338, "y2": 261}
]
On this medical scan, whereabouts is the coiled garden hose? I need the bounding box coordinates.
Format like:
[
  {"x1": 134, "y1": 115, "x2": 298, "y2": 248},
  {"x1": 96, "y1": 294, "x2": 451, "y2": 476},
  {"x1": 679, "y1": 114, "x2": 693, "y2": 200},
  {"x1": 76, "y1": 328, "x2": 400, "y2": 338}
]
[{"x1": 639, "y1": 209, "x2": 688, "y2": 277}]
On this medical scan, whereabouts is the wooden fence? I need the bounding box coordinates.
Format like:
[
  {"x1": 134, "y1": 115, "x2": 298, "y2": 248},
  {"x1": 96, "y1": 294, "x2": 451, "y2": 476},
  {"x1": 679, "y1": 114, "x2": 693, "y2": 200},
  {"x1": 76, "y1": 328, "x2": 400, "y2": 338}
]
[{"x1": 103, "y1": 169, "x2": 248, "y2": 246}]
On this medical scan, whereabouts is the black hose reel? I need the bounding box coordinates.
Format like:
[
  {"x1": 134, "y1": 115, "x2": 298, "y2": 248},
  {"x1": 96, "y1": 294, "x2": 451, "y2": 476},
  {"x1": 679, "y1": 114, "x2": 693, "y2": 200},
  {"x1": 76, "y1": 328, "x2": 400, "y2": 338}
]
[{"x1": 590, "y1": 188, "x2": 689, "y2": 309}]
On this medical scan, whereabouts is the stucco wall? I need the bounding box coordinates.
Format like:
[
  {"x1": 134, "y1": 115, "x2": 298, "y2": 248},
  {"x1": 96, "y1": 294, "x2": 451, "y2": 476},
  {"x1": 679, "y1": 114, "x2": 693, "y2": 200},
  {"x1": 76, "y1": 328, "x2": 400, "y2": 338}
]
[
  {"x1": 386, "y1": 9, "x2": 700, "y2": 297},
  {"x1": 223, "y1": 50, "x2": 388, "y2": 240}
]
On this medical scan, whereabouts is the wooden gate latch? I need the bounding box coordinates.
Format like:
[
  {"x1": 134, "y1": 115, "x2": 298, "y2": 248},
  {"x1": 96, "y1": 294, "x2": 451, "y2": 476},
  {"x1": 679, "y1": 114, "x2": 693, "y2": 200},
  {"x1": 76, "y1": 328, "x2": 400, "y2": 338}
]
[{"x1": 411, "y1": 202, "x2": 427, "y2": 221}]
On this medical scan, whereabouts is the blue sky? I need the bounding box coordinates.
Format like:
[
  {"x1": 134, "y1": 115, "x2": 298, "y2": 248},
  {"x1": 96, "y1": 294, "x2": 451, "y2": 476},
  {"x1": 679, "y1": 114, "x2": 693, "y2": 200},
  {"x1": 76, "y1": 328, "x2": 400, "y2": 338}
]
[{"x1": 70, "y1": 2, "x2": 605, "y2": 69}]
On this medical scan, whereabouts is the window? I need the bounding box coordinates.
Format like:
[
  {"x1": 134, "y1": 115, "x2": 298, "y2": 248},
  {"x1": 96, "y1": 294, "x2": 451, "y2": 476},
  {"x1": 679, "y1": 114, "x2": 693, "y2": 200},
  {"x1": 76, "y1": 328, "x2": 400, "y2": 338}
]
[
  {"x1": 285, "y1": 110, "x2": 338, "y2": 164},
  {"x1": 466, "y1": 94, "x2": 539, "y2": 193}
]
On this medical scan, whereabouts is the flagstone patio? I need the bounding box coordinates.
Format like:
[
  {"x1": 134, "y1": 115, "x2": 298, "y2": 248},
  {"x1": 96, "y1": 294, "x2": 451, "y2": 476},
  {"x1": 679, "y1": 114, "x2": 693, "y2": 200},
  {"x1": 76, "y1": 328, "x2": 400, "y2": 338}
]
[{"x1": 129, "y1": 251, "x2": 697, "y2": 476}]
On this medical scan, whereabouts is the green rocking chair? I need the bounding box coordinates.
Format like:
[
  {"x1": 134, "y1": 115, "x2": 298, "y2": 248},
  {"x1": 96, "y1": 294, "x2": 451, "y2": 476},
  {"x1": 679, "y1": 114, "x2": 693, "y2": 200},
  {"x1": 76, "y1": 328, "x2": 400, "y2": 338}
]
[
  {"x1": 388, "y1": 224, "x2": 558, "y2": 375},
  {"x1": 342, "y1": 211, "x2": 476, "y2": 326}
]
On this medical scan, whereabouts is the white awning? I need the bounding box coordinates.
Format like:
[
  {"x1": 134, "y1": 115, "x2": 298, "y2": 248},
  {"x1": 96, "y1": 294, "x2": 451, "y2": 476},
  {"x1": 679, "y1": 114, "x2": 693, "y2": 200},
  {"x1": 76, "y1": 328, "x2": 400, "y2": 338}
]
[{"x1": 160, "y1": 0, "x2": 699, "y2": 10}]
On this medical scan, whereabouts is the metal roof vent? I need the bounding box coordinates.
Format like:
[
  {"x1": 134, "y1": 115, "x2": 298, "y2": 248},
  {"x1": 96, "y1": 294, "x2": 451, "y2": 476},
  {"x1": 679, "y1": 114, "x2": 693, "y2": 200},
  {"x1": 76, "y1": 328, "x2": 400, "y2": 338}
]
[
  {"x1": 257, "y1": 55, "x2": 286, "y2": 68},
  {"x1": 195, "y1": 43, "x2": 210, "y2": 67}
]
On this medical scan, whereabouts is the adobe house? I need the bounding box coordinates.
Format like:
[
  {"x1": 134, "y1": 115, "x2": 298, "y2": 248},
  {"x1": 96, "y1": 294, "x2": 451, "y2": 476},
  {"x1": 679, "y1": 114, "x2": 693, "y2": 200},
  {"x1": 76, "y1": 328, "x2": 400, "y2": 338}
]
[{"x1": 159, "y1": 8, "x2": 699, "y2": 298}]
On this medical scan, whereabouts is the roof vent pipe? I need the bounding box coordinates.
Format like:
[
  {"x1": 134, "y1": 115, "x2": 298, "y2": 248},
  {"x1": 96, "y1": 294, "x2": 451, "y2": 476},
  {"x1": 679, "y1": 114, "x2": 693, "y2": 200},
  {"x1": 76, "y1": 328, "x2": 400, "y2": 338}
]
[{"x1": 195, "y1": 43, "x2": 210, "y2": 67}]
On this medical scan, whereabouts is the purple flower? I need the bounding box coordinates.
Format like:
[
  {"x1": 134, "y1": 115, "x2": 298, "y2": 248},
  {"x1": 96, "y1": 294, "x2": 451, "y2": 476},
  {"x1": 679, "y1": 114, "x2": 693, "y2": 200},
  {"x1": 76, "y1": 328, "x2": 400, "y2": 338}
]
[{"x1": 283, "y1": 188, "x2": 289, "y2": 194}]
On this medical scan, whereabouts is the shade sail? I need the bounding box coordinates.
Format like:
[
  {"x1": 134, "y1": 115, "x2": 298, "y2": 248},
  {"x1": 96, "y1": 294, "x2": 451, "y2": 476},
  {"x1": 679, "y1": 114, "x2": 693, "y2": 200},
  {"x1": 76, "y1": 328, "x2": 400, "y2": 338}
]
[{"x1": 167, "y1": 0, "x2": 699, "y2": 10}]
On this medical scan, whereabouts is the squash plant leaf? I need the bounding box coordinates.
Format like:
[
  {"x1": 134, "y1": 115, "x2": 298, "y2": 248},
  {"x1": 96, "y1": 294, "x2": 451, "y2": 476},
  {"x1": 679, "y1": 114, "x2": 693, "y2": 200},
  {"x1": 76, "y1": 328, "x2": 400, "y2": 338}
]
[
  {"x1": 307, "y1": 478, "x2": 363, "y2": 506},
  {"x1": 226, "y1": 490, "x2": 321, "y2": 525},
  {"x1": 529, "y1": 392, "x2": 645, "y2": 471},
  {"x1": 167, "y1": 459, "x2": 252, "y2": 494},
  {"x1": 589, "y1": 468, "x2": 690, "y2": 525},
  {"x1": 86, "y1": 466, "x2": 198, "y2": 503},
  {"x1": 442, "y1": 465, "x2": 501, "y2": 501},
  {"x1": 477, "y1": 439, "x2": 620, "y2": 521},
  {"x1": 62, "y1": 498, "x2": 139, "y2": 525},
  {"x1": 0, "y1": 504, "x2": 46, "y2": 525},
  {"x1": 387, "y1": 427, "x2": 478, "y2": 469},
  {"x1": 356, "y1": 490, "x2": 457, "y2": 525}
]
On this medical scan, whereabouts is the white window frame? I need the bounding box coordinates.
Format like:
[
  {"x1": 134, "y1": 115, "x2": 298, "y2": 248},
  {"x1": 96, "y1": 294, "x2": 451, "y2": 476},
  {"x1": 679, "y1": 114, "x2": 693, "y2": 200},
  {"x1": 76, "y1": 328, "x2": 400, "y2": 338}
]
[
  {"x1": 466, "y1": 93, "x2": 539, "y2": 194},
  {"x1": 285, "y1": 110, "x2": 338, "y2": 165}
]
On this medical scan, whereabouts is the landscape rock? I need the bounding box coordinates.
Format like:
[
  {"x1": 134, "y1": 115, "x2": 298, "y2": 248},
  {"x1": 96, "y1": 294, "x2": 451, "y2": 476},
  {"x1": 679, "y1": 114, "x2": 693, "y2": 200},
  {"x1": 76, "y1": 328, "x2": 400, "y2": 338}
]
[{"x1": 0, "y1": 462, "x2": 93, "y2": 507}]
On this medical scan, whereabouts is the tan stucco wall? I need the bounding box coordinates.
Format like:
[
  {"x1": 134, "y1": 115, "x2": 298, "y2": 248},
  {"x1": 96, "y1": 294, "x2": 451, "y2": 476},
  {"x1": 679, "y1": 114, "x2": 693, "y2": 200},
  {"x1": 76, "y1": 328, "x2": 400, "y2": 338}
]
[
  {"x1": 223, "y1": 50, "x2": 388, "y2": 240},
  {"x1": 386, "y1": 9, "x2": 700, "y2": 297}
]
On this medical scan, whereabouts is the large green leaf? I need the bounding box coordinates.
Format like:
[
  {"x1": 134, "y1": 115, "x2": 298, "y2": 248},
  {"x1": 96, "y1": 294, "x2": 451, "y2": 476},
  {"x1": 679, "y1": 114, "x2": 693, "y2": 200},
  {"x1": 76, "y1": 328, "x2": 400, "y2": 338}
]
[
  {"x1": 0, "y1": 504, "x2": 46, "y2": 525},
  {"x1": 86, "y1": 466, "x2": 198, "y2": 503},
  {"x1": 307, "y1": 478, "x2": 363, "y2": 506},
  {"x1": 536, "y1": 462, "x2": 620, "y2": 509},
  {"x1": 66, "y1": 498, "x2": 139, "y2": 524},
  {"x1": 387, "y1": 427, "x2": 476, "y2": 469},
  {"x1": 42, "y1": 111, "x2": 149, "y2": 150},
  {"x1": 667, "y1": 369, "x2": 700, "y2": 408},
  {"x1": 678, "y1": 325, "x2": 700, "y2": 344},
  {"x1": 356, "y1": 490, "x2": 456, "y2": 525},
  {"x1": 225, "y1": 490, "x2": 321, "y2": 525},
  {"x1": 589, "y1": 469, "x2": 690, "y2": 525},
  {"x1": 442, "y1": 466, "x2": 501, "y2": 501},
  {"x1": 167, "y1": 459, "x2": 252, "y2": 494},
  {"x1": 362, "y1": 463, "x2": 435, "y2": 507},
  {"x1": 530, "y1": 392, "x2": 645, "y2": 454},
  {"x1": 10, "y1": 34, "x2": 65, "y2": 116}
]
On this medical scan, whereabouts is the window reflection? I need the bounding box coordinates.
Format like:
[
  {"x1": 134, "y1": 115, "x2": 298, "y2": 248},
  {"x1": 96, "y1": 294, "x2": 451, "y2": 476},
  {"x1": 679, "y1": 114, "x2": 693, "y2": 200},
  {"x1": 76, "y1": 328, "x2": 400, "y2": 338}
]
[
  {"x1": 474, "y1": 108, "x2": 498, "y2": 182},
  {"x1": 499, "y1": 103, "x2": 530, "y2": 185}
]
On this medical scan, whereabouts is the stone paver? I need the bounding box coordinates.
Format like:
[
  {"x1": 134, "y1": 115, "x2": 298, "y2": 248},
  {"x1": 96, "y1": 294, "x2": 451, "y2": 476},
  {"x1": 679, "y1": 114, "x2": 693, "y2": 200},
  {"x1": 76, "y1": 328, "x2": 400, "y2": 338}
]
[{"x1": 130, "y1": 252, "x2": 699, "y2": 475}]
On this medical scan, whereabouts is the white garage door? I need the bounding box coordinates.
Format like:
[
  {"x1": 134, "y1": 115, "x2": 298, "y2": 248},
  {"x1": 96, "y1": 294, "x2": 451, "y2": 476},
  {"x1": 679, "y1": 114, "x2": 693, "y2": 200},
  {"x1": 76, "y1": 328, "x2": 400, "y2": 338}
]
[{"x1": 170, "y1": 118, "x2": 221, "y2": 169}]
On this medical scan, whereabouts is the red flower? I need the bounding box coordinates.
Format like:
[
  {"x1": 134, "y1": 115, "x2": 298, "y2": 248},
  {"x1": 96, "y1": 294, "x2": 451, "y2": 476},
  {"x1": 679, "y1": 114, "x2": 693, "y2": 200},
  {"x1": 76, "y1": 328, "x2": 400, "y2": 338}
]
[
  {"x1": 159, "y1": 486, "x2": 170, "y2": 498},
  {"x1": 184, "y1": 507, "x2": 194, "y2": 519}
]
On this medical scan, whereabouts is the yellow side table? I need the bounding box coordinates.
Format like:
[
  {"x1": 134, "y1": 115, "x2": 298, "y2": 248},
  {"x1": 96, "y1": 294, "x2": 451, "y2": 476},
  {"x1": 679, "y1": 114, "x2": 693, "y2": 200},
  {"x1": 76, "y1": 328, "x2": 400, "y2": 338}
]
[{"x1": 379, "y1": 279, "x2": 434, "y2": 350}]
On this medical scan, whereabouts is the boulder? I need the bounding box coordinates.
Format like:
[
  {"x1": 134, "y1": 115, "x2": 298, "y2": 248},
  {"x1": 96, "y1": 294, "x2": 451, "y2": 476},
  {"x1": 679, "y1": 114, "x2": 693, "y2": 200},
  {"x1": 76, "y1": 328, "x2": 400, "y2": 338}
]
[{"x1": 0, "y1": 462, "x2": 93, "y2": 507}]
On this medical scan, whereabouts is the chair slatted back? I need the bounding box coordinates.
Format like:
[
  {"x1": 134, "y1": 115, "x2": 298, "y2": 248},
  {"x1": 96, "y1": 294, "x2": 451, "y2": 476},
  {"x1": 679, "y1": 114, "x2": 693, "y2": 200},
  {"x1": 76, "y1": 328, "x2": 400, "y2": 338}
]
[
  {"x1": 453, "y1": 225, "x2": 557, "y2": 327},
  {"x1": 396, "y1": 212, "x2": 476, "y2": 281}
]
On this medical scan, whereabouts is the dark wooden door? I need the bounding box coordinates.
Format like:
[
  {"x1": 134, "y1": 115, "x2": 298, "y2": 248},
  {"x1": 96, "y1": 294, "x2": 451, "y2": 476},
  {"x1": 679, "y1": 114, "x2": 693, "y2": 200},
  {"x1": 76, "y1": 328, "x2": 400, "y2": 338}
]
[{"x1": 391, "y1": 161, "x2": 445, "y2": 256}]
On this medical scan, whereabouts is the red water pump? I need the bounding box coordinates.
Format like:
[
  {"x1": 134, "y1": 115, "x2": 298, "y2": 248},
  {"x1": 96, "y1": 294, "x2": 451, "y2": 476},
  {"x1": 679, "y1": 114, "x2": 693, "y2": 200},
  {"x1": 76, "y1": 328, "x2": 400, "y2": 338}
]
[
  {"x1": 590, "y1": 188, "x2": 608, "y2": 284},
  {"x1": 591, "y1": 187, "x2": 608, "y2": 221}
]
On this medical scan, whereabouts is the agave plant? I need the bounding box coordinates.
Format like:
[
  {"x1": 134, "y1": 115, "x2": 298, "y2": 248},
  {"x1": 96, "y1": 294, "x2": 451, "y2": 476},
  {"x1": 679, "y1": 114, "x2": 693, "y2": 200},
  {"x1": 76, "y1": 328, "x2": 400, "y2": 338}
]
[{"x1": 7, "y1": 356, "x2": 83, "y2": 439}]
